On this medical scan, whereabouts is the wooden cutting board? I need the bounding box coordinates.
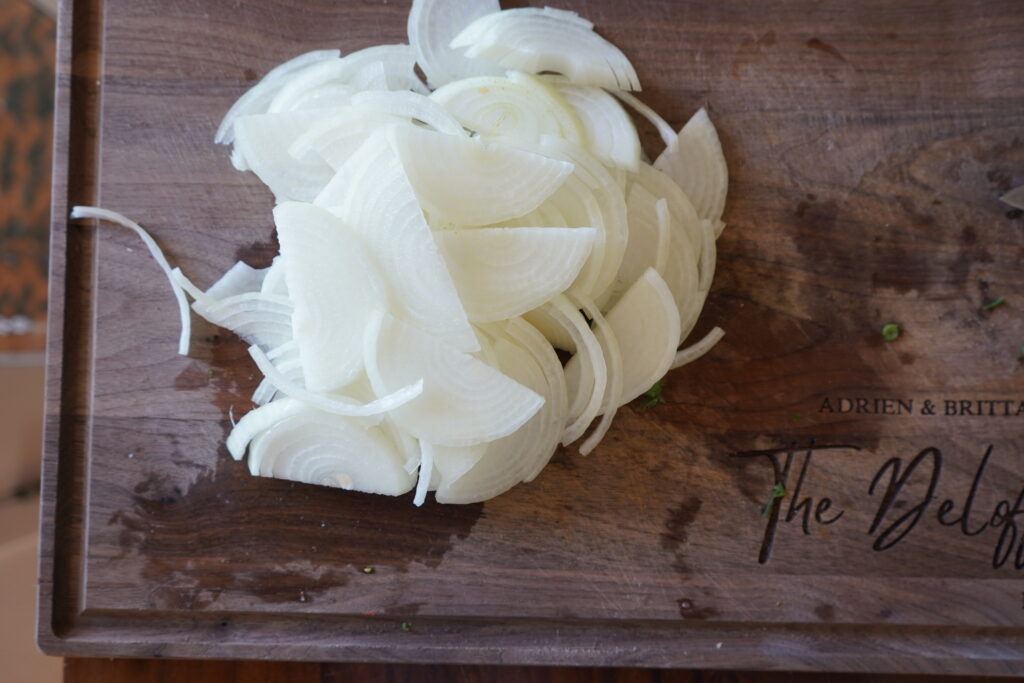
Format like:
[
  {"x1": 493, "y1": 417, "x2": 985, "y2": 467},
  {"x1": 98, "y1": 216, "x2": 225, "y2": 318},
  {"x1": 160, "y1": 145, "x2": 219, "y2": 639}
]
[{"x1": 39, "y1": 0, "x2": 1024, "y2": 673}]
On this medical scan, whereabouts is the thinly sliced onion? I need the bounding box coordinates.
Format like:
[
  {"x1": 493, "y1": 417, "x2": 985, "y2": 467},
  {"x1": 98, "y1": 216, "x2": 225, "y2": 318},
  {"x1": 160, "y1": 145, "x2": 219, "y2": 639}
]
[
  {"x1": 541, "y1": 138, "x2": 628, "y2": 307},
  {"x1": 610, "y1": 184, "x2": 667, "y2": 305},
  {"x1": 365, "y1": 311, "x2": 544, "y2": 447},
  {"x1": 436, "y1": 227, "x2": 596, "y2": 322},
  {"x1": 191, "y1": 291, "x2": 294, "y2": 350},
  {"x1": 611, "y1": 89, "x2": 676, "y2": 150},
  {"x1": 635, "y1": 162, "x2": 704, "y2": 256},
  {"x1": 606, "y1": 268, "x2": 681, "y2": 404},
  {"x1": 260, "y1": 256, "x2": 288, "y2": 297},
  {"x1": 544, "y1": 294, "x2": 606, "y2": 445},
  {"x1": 289, "y1": 110, "x2": 408, "y2": 169},
  {"x1": 522, "y1": 306, "x2": 576, "y2": 353},
  {"x1": 551, "y1": 80, "x2": 640, "y2": 171},
  {"x1": 451, "y1": 8, "x2": 640, "y2": 91},
  {"x1": 205, "y1": 261, "x2": 267, "y2": 299},
  {"x1": 69, "y1": 206, "x2": 191, "y2": 356},
  {"x1": 435, "y1": 335, "x2": 554, "y2": 503},
  {"x1": 351, "y1": 90, "x2": 467, "y2": 136},
  {"x1": 572, "y1": 294, "x2": 622, "y2": 456},
  {"x1": 215, "y1": 49, "x2": 341, "y2": 145},
  {"x1": 672, "y1": 326, "x2": 725, "y2": 369},
  {"x1": 655, "y1": 108, "x2": 728, "y2": 225},
  {"x1": 250, "y1": 344, "x2": 424, "y2": 418},
  {"x1": 274, "y1": 202, "x2": 388, "y2": 390},
  {"x1": 268, "y1": 45, "x2": 420, "y2": 112},
  {"x1": 430, "y1": 71, "x2": 583, "y2": 144},
  {"x1": 248, "y1": 406, "x2": 415, "y2": 495},
  {"x1": 233, "y1": 109, "x2": 340, "y2": 202},
  {"x1": 413, "y1": 441, "x2": 435, "y2": 506},
  {"x1": 389, "y1": 124, "x2": 574, "y2": 225},
  {"x1": 226, "y1": 396, "x2": 306, "y2": 459},
  {"x1": 408, "y1": 0, "x2": 503, "y2": 89},
  {"x1": 314, "y1": 130, "x2": 478, "y2": 352}
]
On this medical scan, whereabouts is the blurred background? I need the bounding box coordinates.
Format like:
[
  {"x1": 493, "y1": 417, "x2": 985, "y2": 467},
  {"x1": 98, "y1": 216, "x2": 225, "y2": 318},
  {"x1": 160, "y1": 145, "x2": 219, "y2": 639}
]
[{"x1": 0, "y1": 0, "x2": 60, "y2": 680}]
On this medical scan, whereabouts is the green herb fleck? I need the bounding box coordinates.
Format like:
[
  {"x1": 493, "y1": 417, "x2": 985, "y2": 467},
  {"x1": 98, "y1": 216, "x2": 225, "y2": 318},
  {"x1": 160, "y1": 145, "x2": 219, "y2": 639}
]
[
  {"x1": 400, "y1": 621, "x2": 411, "y2": 632},
  {"x1": 362, "y1": 567, "x2": 375, "y2": 574},
  {"x1": 1019, "y1": 344, "x2": 1024, "y2": 358},
  {"x1": 761, "y1": 483, "x2": 786, "y2": 518},
  {"x1": 775, "y1": 600, "x2": 783, "y2": 607},
  {"x1": 881, "y1": 323, "x2": 900, "y2": 341},
  {"x1": 984, "y1": 297, "x2": 1005, "y2": 311},
  {"x1": 789, "y1": 412, "x2": 803, "y2": 422},
  {"x1": 1007, "y1": 208, "x2": 1023, "y2": 220},
  {"x1": 208, "y1": 369, "x2": 215, "y2": 376},
  {"x1": 642, "y1": 380, "x2": 665, "y2": 408}
]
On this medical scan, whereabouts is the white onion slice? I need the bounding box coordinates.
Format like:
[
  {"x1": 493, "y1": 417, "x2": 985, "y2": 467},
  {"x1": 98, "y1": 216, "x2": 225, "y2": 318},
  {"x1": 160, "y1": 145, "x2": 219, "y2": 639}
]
[
  {"x1": 351, "y1": 90, "x2": 467, "y2": 136},
  {"x1": 314, "y1": 130, "x2": 478, "y2": 352},
  {"x1": 389, "y1": 124, "x2": 574, "y2": 226},
  {"x1": 435, "y1": 335, "x2": 555, "y2": 503},
  {"x1": 522, "y1": 306, "x2": 576, "y2": 354},
  {"x1": 249, "y1": 344, "x2": 424, "y2": 418},
  {"x1": 451, "y1": 8, "x2": 640, "y2": 91},
  {"x1": 274, "y1": 202, "x2": 388, "y2": 390},
  {"x1": 655, "y1": 108, "x2": 729, "y2": 225},
  {"x1": 414, "y1": 441, "x2": 435, "y2": 506},
  {"x1": 215, "y1": 49, "x2": 341, "y2": 145},
  {"x1": 267, "y1": 45, "x2": 420, "y2": 112},
  {"x1": 436, "y1": 227, "x2": 596, "y2": 322},
  {"x1": 233, "y1": 109, "x2": 340, "y2": 202},
  {"x1": 191, "y1": 291, "x2": 294, "y2": 350},
  {"x1": 606, "y1": 268, "x2": 681, "y2": 404},
  {"x1": 672, "y1": 326, "x2": 725, "y2": 370},
  {"x1": 365, "y1": 311, "x2": 544, "y2": 447},
  {"x1": 248, "y1": 406, "x2": 415, "y2": 495},
  {"x1": 289, "y1": 110, "x2": 408, "y2": 170},
  {"x1": 544, "y1": 294, "x2": 606, "y2": 445},
  {"x1": 430, "y1": 71, "x2": 583, "y2": 144},
  {"x1": 205, "y1": 261, "x2": 267, "y2": 299},
  {"x1": 69, "y1": 206, "x2": 191, "y2": 356},
  {"x1": 611, "y1": 89, "x2": 676, "y2": 150},
  {"x1": 552, "y1": 81, "x2": 640, "y2": 171},
  {"x1": 260, "y1": 256, "x2": 288, "y2": 297},
  {"x1": 1002, "y1": 186, "x2": 1024, "y2": 210},
  {"x1": 408, "y1": 0, "x2": 503, "y2": 89},
  {"x1": 572, "y1": 294, "x2": 622, "y2": 456},
  {"x1": 226, "y1": 397, "x2": 306, "y2": 460}
]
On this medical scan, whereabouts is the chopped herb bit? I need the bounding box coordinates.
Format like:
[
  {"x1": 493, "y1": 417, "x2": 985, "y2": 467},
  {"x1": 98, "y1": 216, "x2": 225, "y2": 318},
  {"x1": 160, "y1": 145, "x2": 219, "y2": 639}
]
[
  {"x1": 362, "y1": 567, "x2": 375, "y2": 574},
  {"x1": 775, "y1": 600, "x2": 783, "y2": 607},
  {"x1": 984, "y1": 297, "x2": 1005, "y2": 311},
  {"x1": 400, "y1": 621, "x2": 411, "y2": 632},
  {"x1": 1007, "y1": 208, "x2": 1023, "y2": 220},
  {"x1": 761, "y1": 483, "x2": 786, "y2": 518},
  {"x1": 1019, "y1": 344, "x2": 1024, "y2": 358},
  {"x1": 208, "y1": 369, "x2": 215, "y2": 376},
  {"x1": 642, "y1": 380, "x2": 665, "y2": 408},
  {"x1": 881, "y1": 323, "x2": 900, "y2": 341},
  {"x1": 789, "y1": 412, "x2": 803, "y2": 421}
]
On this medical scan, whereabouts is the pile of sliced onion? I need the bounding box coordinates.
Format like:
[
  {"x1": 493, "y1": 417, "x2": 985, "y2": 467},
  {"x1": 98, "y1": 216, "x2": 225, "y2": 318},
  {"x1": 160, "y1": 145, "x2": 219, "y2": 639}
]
[{"x1": 71, "y1": 0, "x2": 728, "y2": 505}]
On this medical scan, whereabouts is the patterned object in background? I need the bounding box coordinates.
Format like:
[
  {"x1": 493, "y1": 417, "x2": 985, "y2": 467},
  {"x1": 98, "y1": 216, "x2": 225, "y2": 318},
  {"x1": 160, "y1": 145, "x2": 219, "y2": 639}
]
[{"x1": 0, "y1": 0, "x2": 53, "y2": 353}]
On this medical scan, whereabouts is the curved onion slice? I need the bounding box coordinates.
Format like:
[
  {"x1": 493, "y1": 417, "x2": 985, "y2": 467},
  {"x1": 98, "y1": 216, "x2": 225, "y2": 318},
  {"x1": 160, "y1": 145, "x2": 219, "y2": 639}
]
[
  {"x1": 248, "y1": 406, "x2": 415, "y2": 495},
  {"x1": 435, "y1": 335, "x2": 557, "y2": 503},
  {"x1": 274, "y1": 202, "x2": 387, "y2": 390},
  {"x1": 572, "y1": 295, "x2": 622, "y2": 456},
  {"x1": 430, "y1": 71, "x2": 582, "y2": 144},
  {"x1": 205, "y1": 261, "x2": 267, "y2": 299},
  {"x1": 191, "y1": 291, "x2": 294, "y2": 351},
  {"x1": 365, "y1": 312, "x2": 544, "y2": 447},
  {"x1": 606, "y1": 268, "x2": 681, "y2": 405},
  {"x1": 314, "y1": 130, "x2": 477, "y2": 351},
  {"x1": 451, "y1": 8, "x2": 640, "y2": 91},
  {"x1": 260, "y1": 256, "x2": 288, "y2": 297},
  {"x1": 289, "y1": 110, "x2": 409, "y2": 170},
  {"x1": 431, "y1": 442, "x2": 487, "y2": 490},
  {"x1": 226, "y1": 397, "x2": 306, "y2": 459},
  {"x1": 436, "y1": 227, "x2": 596, "y2": 322},
  {"x1": 408, "y1": 0, "x2": 503, "y2": 88},
  {"x1": 215, "y1": 49, "x2": 341, "y2": 145},
  {"x1": 350, "y1": 90, "x2": 467, "y2": 136},
  {"x1": 69, "y1": 206, "x2": 192, "y2": 356},
  {"x1": 544, "y1": 294, "x2": 606, "y2": 445},
  {"x1": 233, "y1": 109, "x2": 340, "y2": 202},
  {"x1": 610, "y1": 184, "x2": 669, "y2": 305},
  {"x1": 654, "y1": 108, "x2": 729, "y2": 225},
  {"x1": 389, "y1": 124, "x2": 573, "y2": 225},
  {"x1": 268, "y1": 45, "x2": 420, "y2": 112},
  {"x1": 673, "y1": 326, "x2": 725, "y2": 370},
  {"x1": 250, "y1": 344, "x2": 424, "y2": 418},
  {"x1": 611, "y1": 89, "x2": 676, "y2": 149},
  {"x1": 522, "y1": 306, "x2": 575, "y2": 354},
  {"x1": 552, "y1": 81, "x2": 640, "y2": 171}
]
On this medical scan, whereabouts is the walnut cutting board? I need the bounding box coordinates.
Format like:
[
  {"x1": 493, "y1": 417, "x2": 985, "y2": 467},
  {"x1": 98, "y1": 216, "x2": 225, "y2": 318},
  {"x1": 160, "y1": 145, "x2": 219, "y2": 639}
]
[{"x1": 39, "y1": 0, "x2": 1024, "y2": 673}]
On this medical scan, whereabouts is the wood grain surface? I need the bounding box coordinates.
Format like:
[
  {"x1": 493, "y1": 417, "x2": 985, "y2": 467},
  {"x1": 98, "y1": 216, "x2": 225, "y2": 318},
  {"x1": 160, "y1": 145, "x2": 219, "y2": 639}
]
[
  {"x1": 40, "y1": 0, "x2": 1024, "y2": 674},
  {"x1": 60, "y1": 658, "x2": 1024, "y2": 683}
]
